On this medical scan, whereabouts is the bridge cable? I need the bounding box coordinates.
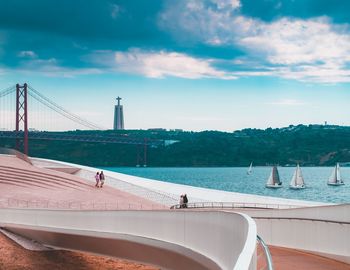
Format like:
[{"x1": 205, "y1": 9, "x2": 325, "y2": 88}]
[
  {"x1": 28, "y1": 90, "x2": 101, "y2": 130},
  {"x1": 0, "y1": 85, "x2": 16, "y2": 98},
  {"x1": 27, "y1": 85, "x2": 104, "y2": 130}
]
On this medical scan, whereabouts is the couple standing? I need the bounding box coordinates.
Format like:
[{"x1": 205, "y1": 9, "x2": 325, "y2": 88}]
[
  {"x1": 95, "y1": 171, "x2": 105, "y2": 188},
  {"x1": 179, "y1": 194, "x2": 188, "y2": 208}
]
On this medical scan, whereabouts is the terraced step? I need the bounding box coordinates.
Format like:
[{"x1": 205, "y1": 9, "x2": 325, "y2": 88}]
[
  {"x1": 0, "y1": 180, "x2": 30, "y2": 188},
  {"x1": 0, "y1": 166, "x2": 91, "y2": 190},
  {"x1": 0, "y1": 174, "x2": 81, "y2": 190},
  {"x1": 1, "y1": 170, "x2": 87, "y2": 191}
]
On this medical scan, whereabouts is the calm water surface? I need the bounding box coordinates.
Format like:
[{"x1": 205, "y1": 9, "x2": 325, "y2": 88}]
[{"x1": 103, "y1": 167, "x2": 350, "y2": 203}]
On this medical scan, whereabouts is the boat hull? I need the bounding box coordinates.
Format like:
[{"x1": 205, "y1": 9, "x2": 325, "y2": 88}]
[
  {"x1": 289, "y1": 185, "x2": 305, "y2": 190},
  {"x1": 327, "y1": 182, "x2": 344, "y2": 186},
  {"x1": 265, "y1": 184, "x2": 283, "y2": 189}
]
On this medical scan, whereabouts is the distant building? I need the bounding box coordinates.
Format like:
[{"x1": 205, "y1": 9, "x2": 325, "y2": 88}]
[
  {"x1": 113, "y1": 97, "x2": 124, "y2": 130},
  {"x1": 148, "y1": 128, "x2": 167, "y2": 131}
]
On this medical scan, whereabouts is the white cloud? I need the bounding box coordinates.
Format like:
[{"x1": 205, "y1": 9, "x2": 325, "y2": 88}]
[
  {"x1": 18, "y1": 50, "x2": 37, "y2": 58},
  {"x1": 237, "y1": 17, "x2": 350, "y2": 65},
  {"x1": 160, "y1": 1, "x2": 350, "y2": 83},
  {"x1": 113, "y1": 49, "x2": 237, "y2": 79},
  {"x1": 16, "y1": 57, "x2": 101, "y2": 77},
  {"x1": 215, "y1": 0, "x2": 241, "y2": 10},
  {"x1": 275, "y1": 64, "x2": 350, "y2": 83}
]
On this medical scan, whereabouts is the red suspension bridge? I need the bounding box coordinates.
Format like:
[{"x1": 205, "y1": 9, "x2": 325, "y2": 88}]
[{"x1": 0, "y1": 83, "x2": 164, "y2": 164}]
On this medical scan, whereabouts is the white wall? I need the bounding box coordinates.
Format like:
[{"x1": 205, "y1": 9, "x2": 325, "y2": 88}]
[
  {"x1": 239, "y1": 204, "x2": 350, "y2": 264},
  {"x1": 0, "y1": 209, "x2": 257, "y2": 270}
]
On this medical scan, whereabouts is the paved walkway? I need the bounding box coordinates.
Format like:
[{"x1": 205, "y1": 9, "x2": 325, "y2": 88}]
[
  {"x1": 257, "y1": 245, "x2": 350, "y2": 270},
  {"x1": 0, "y1": 155, "x2": 166, "y2": 210}
]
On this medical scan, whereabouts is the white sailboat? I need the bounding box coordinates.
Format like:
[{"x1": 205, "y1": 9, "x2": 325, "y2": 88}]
[
  {"x1": 327, "y1": 163, "x2": 344, "y2": 186},
  {"x1": 289, "y1": 164, "x2": 305, "y2": 189},
  {"x1": 247, "y1": 162, "x2": 253, "y2": 175},
  {"x1": 266, "y1": 166, "x2": 283, "y2": 188}
]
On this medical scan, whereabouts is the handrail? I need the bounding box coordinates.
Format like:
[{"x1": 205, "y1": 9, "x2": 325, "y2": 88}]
[
  {"x1": 253, "y1": 216, "x2": 350, "y2": 225},
  {"x1": 0, "y1": 198, "x2": 168, "y2": 211},
  {"x1": 170, "y1": 201, "x2": 301, "y2": 210},
  {"x1": 257, "y1": 235, "x2": 274, "y2": 270}
]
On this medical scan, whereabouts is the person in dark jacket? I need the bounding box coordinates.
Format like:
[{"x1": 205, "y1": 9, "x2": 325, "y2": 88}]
[
  {"x1": 99, "y1": 171, "x2": 105, "y2": 188},
  {"x1": 183, "y1": 194, "x2": 188, "y2": 208}
]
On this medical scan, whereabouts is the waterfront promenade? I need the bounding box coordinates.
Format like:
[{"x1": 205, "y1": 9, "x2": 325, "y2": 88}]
[
  {"x1": 0, "y1": 154, "x2": 349, "y2": 270},
  {"x1": 0, "y1": 155, "x2": 165, "y2": 210}
]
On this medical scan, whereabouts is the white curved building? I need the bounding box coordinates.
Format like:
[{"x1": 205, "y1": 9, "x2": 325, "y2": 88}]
[{"x1": 0, "y1": 153, "x2": 349, "y2": 269}]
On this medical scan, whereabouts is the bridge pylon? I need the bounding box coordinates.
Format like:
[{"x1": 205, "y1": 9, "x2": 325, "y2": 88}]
[{"x1": 15, "y1": 83, "x2": 28, "y2": 155}]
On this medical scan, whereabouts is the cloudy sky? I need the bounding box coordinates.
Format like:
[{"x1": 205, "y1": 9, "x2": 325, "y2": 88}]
[{"x1": 1, "y1": 0, "x2": 350, "y2": 131}]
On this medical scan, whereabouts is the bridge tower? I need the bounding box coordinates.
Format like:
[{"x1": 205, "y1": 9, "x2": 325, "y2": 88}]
[{"x1": 15, "y1": 83, "x2": 28, "y2": 155}]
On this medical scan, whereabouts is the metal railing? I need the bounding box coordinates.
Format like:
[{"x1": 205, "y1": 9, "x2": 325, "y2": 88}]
[
  {"x1": 170, "y1": 201, "x2": 301, "y2": 210},
  {"x1": 253, "y1": 216, "x2": 350, "y2": 225},
  {"x1": 0, "y1": 198, "x2": 168, "y2": 211},
  {"x1": 257, "y1": 235, "x2": 274, "y2": 270}
]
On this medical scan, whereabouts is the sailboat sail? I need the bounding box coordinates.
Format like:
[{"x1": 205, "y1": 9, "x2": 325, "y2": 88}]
[
  {"x1": 328, "y1": 166, "x2": 336, "y2": 184},
  {"x1": 272, "y1": 166, "x2": 281, "y2": 185},
  {"x1": 266, "y1": 166, "x2": 282, "y2": 187},
  {"x1": 290, "y1": 164, "x2": 305, "y2": 188},
  {"x1": 328, "y1": 163, "x2": 343, "y2": 185},
  {"x1": 247, "y1": 162, "x2": 253, "y2": 175},
  {"x1": 266, "y1": 170, "x2": 274, "y2": 185}
]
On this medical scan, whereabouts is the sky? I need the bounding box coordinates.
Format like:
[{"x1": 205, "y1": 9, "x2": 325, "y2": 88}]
[{"x1": 1, "y1": 0, "x2": 350, "y2": 131}]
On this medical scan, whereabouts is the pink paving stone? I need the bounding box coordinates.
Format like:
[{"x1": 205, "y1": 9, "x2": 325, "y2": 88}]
[
  {"x1": 267, "y1": 246, "x2": 350, "y2": 270},
  {"x1": 0, "y1": 155, "x2": 166, "y2": 210}
]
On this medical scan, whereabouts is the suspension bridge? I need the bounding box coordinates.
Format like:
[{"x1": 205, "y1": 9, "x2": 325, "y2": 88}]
[{"x1": 0, "y1": 83, "x2": 164, "y2": 164}]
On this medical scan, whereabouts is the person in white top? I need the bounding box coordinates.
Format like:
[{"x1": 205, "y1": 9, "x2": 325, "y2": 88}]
[{"x1": 95, "y1": 172, "x2": 100, "y2": 187}]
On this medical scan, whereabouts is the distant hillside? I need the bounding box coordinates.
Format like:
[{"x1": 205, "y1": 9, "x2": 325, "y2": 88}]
[{"x1": 1, "y1": 124, "x2": 350, "y2": 167}]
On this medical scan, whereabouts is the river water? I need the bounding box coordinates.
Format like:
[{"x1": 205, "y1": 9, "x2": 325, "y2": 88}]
[{"x1": 103, "y1": 166, "x2": 350, "y2": 203}]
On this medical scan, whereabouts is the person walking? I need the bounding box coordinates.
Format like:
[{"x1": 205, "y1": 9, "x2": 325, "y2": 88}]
[
  {"x1": 95, "y1": 172, "x2": 100, "y2": 187},
  {"x1": 99, "y1": 171, "x2": 105, "y2": 188},
  {"x1": 183, "y1": 194, "x2": 188, "y2": 208}
]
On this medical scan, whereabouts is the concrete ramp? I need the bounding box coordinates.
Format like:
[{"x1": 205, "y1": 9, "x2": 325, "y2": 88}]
[{"x1": 0, "y1": 209, "x2": 257, "y2": 270}]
